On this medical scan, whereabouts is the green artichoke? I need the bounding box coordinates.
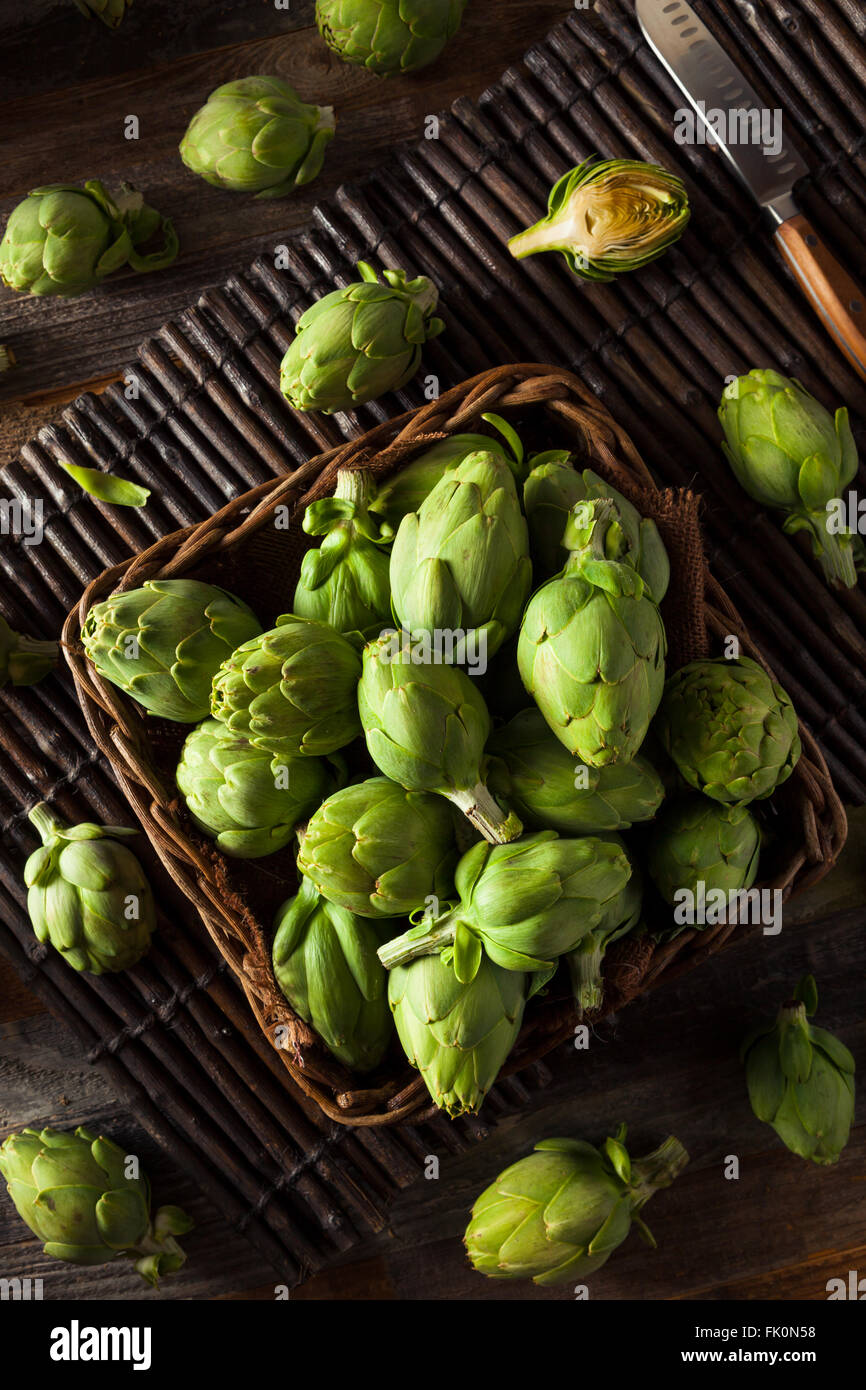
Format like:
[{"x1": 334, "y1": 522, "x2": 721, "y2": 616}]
[
  {"x1": 0, "y1": 1125, "x2": 191, "y2": 1286},
  {"x1": 390, "y1": 450, "x2": 532, "y2": 662},
  {"x1": 565, "y1": 835, "x2": 643, "y2": 1013},
  {"x1": 176, "y1": 719, "x2": 334, "y2": 859},
  {"x1": 272, "y1": 876, "x2": 392, "y2": 1072},
  {"x1": 279, "y1": 261, "x2": 444, "y2": 414},
  {"x1": 647, "y1": 795, "x2": 760, "y2": 908},
  {"x1": 719, "y1": 369, "x2": 861, "y2": 589},
  {"x1": 24, "y1": 803, "x2": 155, "y2": 974},
  {"x1": 0, "y1": 616, "x2": 58, "y2": 687},
  {"x1": 508, "y1": 157, "x2": 690, "y2": 281},
  {"x1": 82, "y1": 579, "x2": 262, "y2": 723},
  {"x1": 486, "y1": 707, "x2": 665, "y2": 836},
  {"x1": 358, "y1": 631, "x2": 521, "y2": 843},
  {"x1": 211, "y1": 614, "x2": 361, "y2": 759},
  {"x1": 297, "y1": 777, "x2": 457, "y2": 918},
  {"x1": 0, "y1": 181, "x2": 178, "y2": 298},
  {"x1": 72, "y1": 0, "x2": 132, "y2": 27},
  {"x1": 522, "y1": 454, "x2": 585, "y2": 579},
  {"x1": 316, "y1": 0, "x2": 467, "y2": 76},
  {"x1": 179, "y1": 76, "x2": 335, "y2": 199},
  {"x1": 368, "y1": 415, "x2": 525, "y2": 540},
  {"x1": 517, "y1": 498, "x2": 667, "y2": 766},
  {"x1": 655, "y1": 655, "x2": 801, "y2": 805},
  {"x1": 465, "y1": 1127, "x2": 688, "y2": 1285},
  {"x1": 293, "y1": 468, "x2": 392, "y2": 636},
  {"x1": 742, "y1": 975, "x2": 855, "y2": 1165},
  {"x1": 379, "y1": 829, "x2": 632, "y2": 979},
  {"x1": 388, "y1": 950, "x2": 527, "y2": 1116}
]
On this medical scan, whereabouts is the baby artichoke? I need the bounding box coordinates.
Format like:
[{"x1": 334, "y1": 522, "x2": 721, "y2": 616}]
[
  {"x1": 297, "y1": 777, "x2": 457, "y2": 918},
  {"x1": 518, "y1": 498, "x2": 667, "y2": 766},
  {"x1": 508, "y1": 157, "x2": 690, "y2": 281},
  {"x1": 719, "y1": 369, "x2": 861, "y2": 589},
  {"x1": 0, "y1": 1125, "x2": 192, "y2": 1286},
  {"x1": 82, "y1": 579, "x2": 261, "y2": 723},
  {"x1": 0, "y1": 615, "x2": 58, "y2": 688},
  {"x1": 280, "y1": 261, "x2": 444, "y2": 414},
  {"x1": 316, "y1": 0, "x2": 467, "y2": 77},
  {"x1": 486, "y1": 707, "x2": 665, "y2": 836},
  {"x1": 647, "y1": 795, "x2": 760, "y2": 907},
  {"x1": 24, "y1": 803, "x2": 155, "y2": 974},
  {"x1": 72, "y1": 0, "x2": 133, "y2": 25},
  {"x1": 566, "y1": 835, "x2": 643, "y2": 1013},
  {"x1": 293, "y1": 468, "x2": 392, "y2": 636},
  {"x1": 369, "y1": 416, "x2": 524, "y2": 540},
  {"x1": 211, "y1": 615, "x2": 361, "y2": 759},
  {"x1": 176, "y1": 719, "x2": 334, "y2": 859},
  {"x1": 655, "y1": 656, "x2": 801, "y2": 805},
  {"x1": 388, "y1": 950, "x2": 527, "y2": 1116},
  {"x1": 742, "y1": 975, "x2": 855, "y2": 1165},
  {"x1": 390, "y1": 450, "x2": 532, "y2": 661},
  {"x1": 465, "y1": 1127, "x2": 688, "y2": 1285},
  {"x1": 379, "y1": 829, "x2": 632, "y2": 979},
  {"x1": 179, "y1": 76, "x2": 335, "y2": 199},
  {"x1": 0, "y1": 181, "x2": 178, "y2": 298},
  {"x1": 358, "y1": 631, "x2": 521, "y2": 843},
  {"x1": 272, "y1": 877, "x2": 392, "y2": 1072}
]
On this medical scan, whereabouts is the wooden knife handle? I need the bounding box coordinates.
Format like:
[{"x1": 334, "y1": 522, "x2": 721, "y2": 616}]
[{"x1": 774, "y1": 214, "x2": 866, "y2": 380}]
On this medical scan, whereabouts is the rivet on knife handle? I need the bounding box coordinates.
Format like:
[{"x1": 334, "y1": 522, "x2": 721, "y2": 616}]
[{"x1": 773, "y1": 214, "x2": 866, "y2": 382}]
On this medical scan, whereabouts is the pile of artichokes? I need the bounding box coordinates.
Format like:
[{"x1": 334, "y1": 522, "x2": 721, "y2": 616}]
[{"x1": 72, "y1": 415, "x2": 803, "y2": 1123}]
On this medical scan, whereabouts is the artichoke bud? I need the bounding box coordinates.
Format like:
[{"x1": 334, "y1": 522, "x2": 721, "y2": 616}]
[
  {"x1": 316, "y1": 0, "x2": 468, "y2": 77},
  {"x1": 73, "y1": 0, "x2": 133, "y2": 26},
  {"x1": 741, "y1": 976, "x2": 855, "y2": 1165},
  {"x1": 296, "y1": 776, "x2": 457, "y2": 918},
  {"x1": 388, "y1": 950, "x2": 526, "y2": 1116},
  {"x1": 0, "y1": 180, "x2": 178, "y2": 298},
  {"x1": 358, "y1": 631, "x2": 522, "y2": 844},
  {"x1": 279, "y1": 261, "x2": 444, "y2": 414},
  {"x1": 369, "y1": 413, "x2": 526, "y2": 540},
  {"x1": 211, "y1": 614, "x2": 362, "y2": 759},
  {"x1": 293, "y1": 468, "x2": 392, "y2": 636},
  {"x1": 647, "y1": 795, "x2": 760, "y2": 909},
  {"x1": 24, "y1": 803, "x2": 156, "y2": 974},
  {"x1": 465, "y1": 1127, "x2": 689, "y2": 1284},
  {"x1": 518, "y1": 499, "x2": 667, "y2": 766},
  {"x1": 486, "y1": 708, "x2": 665, "y2": 836},
  {"x1": 0, "y1": 615, "x2": 58, "y2": 687},
  {"x1": 176, "y1": 719, "x2": 335, "y2": 858},
  {"x1": 0, "y1": 1125, "x2": 192, "y2": 1284},
  {"x1": 179, "y1": 76, "x2": 335, "y2": 199},
  {"x1": 272, "y1": 876, "x2": 392, "y2": 1072},
  {"x1": 566, "y1": 834, "x2": 643, "y2": 1013},
  {"x1": 379, "y1": 830, "x2": 632, "y2": 980},
  {"x1": 719, "y1": 369, "x2": 861, "y2": 588},
  {"x1": 390, "y1": 450, "x2": 533, "y2": 661},
  {"x1": 82, "y1": 578, "x2": 262, "y2": 723},
  {"x1": 523, "y1": 455, "x2": 585, "y2": 578},
  {"x1": 656, "y1": 655, "x2": 801, "y2": 805},
  {"x1": 508, "y1": 156, "x2": 690, "y2": 281}
]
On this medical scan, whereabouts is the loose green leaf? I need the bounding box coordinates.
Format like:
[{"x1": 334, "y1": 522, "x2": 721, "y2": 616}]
[{"x1": 59, "y1": 460, "x2": 150, "y2": 508}]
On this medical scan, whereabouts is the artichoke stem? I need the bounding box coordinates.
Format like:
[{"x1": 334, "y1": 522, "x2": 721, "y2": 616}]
[
  {"x1": 448, "y1": 784, "x2": 523, "y2": 845},
  {"x1": 567, "y1": 943, "x2": 604, "y2": 1014},
  {"x1": 814, "y1": 522, "x2": 858, "y2": 589},
  {"x1": 631, "y1": 1136, "x2": 689, "y2": 1205},
  {"x1": 508, "y1": 221, "x2": 569, "y2": 261},
  {"x1": 28, "y1": 801, "x2": 65, "y2": 845},
  {"x1": 377, "y1": 918, "x2": 457, "y2": 970}
]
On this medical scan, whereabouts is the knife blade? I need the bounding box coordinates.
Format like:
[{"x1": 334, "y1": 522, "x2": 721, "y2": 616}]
[{"x1": 636, "y1": 0, "x2": 866, "y2": 380}]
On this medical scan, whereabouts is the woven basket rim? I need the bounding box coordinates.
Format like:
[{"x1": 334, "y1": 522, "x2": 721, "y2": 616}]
[{"x1": 61, "y1": 363, "x2": 848, "y2": 1127}]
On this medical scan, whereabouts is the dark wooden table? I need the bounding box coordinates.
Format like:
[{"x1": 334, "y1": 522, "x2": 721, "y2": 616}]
[{"x1": 1, "y1": 0, "x2": 864, "y2": 1302}]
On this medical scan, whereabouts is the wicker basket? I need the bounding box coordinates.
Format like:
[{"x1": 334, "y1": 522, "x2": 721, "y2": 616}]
[{"x1": 63, "y1": 365, "x2": 847, "y2": 1127}]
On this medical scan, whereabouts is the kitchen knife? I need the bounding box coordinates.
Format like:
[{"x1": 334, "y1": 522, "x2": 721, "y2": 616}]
[{"x1": 636, "y1": 0, "x2": 866, "y2": 380}]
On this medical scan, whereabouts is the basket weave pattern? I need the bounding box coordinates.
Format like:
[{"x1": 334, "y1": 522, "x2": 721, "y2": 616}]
[{"x1": 63, "y1": 365, "x2": 847, "y2": 1126}]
